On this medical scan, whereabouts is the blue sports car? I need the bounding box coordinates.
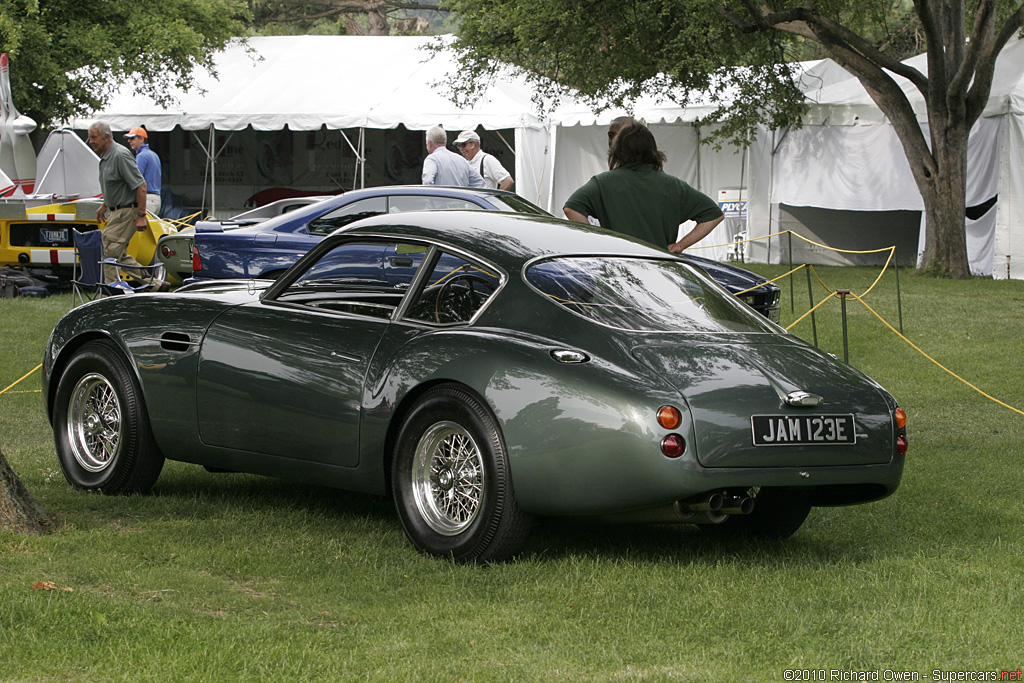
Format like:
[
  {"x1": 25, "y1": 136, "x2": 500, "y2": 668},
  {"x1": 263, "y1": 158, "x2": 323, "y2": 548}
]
[
  {"x1": 190, "y1": 185, "x2": 781, "y2": 321},
  {"x1": 192, "y1": 186, "x2": 547, "y2": 281}
]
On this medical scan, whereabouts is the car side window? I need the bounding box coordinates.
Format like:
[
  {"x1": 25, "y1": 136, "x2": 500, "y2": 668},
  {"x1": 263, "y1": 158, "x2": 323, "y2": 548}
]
[
  {"x1": 273, "y1": 240, "x2": 406, "y2": 319},
  {"x1": 307, "y1": 197, "x2": 388, "y2": 236},
  {"x1": 403, "y1": 252, "x2": 501, "y2": 325},
  {"x1": 388, "y1": 196, "x2": 485, "y2": 213}
]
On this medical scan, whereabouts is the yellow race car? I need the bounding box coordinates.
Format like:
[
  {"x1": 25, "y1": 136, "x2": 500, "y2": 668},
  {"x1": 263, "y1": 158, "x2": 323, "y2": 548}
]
[{"x1": 0, "y1": 199, "x2": 175, "y2": 281}]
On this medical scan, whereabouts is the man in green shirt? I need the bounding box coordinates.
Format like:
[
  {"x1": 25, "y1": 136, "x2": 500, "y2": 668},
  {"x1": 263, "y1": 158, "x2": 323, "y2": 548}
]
[{"x1": 563, "y1": 123, "x2": 723, "y2": 253}]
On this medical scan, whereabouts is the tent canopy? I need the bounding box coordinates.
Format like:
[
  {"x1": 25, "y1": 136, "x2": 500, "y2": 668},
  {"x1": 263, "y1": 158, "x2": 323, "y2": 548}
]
[
  {"x1": 801, "y1": 36, "x2": 1024, "y2": 126},
  {"x1": 71, "y1": 35, "x2": 546, "y2": 132}
]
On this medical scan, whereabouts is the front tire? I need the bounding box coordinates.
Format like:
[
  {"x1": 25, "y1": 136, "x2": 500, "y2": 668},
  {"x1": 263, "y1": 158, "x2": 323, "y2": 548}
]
[
  {"x1": 392, "y1": 385, "x2": 531, "y2": 562},
  {"x1": 53, "y1": 340, "x2": 164, "y2": 494}
]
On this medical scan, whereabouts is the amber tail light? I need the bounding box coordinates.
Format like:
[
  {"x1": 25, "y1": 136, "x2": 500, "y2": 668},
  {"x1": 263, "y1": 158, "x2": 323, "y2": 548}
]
[{"x1": 657, "y1": 405, "x2": 682, "y2": 429}]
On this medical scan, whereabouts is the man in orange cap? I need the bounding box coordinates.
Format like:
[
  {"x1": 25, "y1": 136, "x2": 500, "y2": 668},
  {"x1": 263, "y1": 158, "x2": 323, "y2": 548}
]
[{"x1": 124, "y1": 126, "x2": 162, "y2": 216}]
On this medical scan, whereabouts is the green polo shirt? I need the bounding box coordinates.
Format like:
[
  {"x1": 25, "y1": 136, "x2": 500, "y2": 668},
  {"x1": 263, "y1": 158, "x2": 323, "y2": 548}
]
[
  {"x1": 99, "y1": 142, "x2": 145, "y2": 209},
  {"x1": 564, "y1": 165, "x2": 723, "y2": 249}
]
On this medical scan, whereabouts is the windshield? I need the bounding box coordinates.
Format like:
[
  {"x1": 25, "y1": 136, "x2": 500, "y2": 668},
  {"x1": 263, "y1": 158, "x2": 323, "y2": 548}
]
[{"x1": 526, "y1": 257, "x2": 776, "y2": 333}]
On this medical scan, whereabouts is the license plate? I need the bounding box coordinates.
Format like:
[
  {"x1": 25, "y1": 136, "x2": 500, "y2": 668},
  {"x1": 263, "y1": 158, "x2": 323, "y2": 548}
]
[
  {"x1": 751, "y1": 414, "x2": 856, "y2": 446},
  {"x1": 40, "y1": 227, "x2": 70, "y2": 245}
]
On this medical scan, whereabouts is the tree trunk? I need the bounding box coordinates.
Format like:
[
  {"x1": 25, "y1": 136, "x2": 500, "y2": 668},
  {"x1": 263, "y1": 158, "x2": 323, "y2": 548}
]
[
  {"x1": 915, "y1": 119, "x2": 972, "y2": 278},
  {"x1": 0, "y1": 448, "x2": 50, "y2": 535},
  {"x1": 366, "y1": 2, "x2": 388, "y2": 35}
]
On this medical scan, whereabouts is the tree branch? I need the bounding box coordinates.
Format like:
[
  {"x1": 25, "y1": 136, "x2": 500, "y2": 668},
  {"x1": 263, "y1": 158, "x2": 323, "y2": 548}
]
[
  {"x1": 964, "y1": 2, "x2": 1024, "y2": 123},
  {"x1": 948, "y1": 0, "x2": 996, "y2": 100}
]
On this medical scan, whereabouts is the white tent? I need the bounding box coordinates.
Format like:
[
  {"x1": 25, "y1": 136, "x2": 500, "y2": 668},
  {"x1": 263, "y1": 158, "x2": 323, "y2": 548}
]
[
  {"x1": 766, "y1": 37, "x2": 1024, "y2": 279},
  {"x1": 71, "y1": 35, "x2": 552, "y2": 214}
]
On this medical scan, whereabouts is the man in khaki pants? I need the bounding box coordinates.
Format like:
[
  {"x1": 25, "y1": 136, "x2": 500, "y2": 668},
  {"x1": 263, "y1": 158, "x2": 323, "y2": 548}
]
[{"x1": 86, "y1": 121, "x2": 166, "y2": 289}]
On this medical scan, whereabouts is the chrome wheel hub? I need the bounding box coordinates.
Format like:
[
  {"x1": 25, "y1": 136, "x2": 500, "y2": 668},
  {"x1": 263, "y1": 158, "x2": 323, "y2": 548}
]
[
  {"x1": 66, "y1": 373, "x2": 122, "y2": 473},
  {"x1": 412, "y1": 421, "x2": 484, "y2": 535}
]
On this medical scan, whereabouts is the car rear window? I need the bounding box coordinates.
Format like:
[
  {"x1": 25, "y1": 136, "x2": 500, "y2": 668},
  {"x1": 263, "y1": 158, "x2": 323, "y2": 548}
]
[
  {"x1": 525, "y1": 257, "x2": 775, "y2": 333},
  {"x1": 485, "y1": 194, "x2": 548, "y2": 215}
]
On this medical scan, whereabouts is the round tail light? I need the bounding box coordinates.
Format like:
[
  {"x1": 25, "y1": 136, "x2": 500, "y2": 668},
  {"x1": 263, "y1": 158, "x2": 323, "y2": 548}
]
[
  {"x1": 661, "y1": 434, "x2": 685, "y2": 458},
  {"x1": 657, "y1": 405, "x2": 682, "y2": 429}
]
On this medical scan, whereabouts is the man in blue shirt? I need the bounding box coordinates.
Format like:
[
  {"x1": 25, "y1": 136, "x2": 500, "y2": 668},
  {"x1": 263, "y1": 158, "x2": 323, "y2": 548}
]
[
  {"x1": 421, "y1": 125, "x2": 484, "y2": 188},
  {"x1": 125, "y1": 126, "x2": 162, "y2": 216}
]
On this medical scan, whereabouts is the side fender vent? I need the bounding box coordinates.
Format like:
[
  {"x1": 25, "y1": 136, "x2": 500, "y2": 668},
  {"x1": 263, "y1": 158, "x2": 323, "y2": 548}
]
[{"x1": 160, "y1": 331, "x2": 195, "y2": 352}]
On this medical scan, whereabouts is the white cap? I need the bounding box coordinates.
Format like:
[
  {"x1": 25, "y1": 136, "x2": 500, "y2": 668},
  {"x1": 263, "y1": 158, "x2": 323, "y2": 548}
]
[{"x1": 454, "y1": 130, "x2": 480, "y2": 145}]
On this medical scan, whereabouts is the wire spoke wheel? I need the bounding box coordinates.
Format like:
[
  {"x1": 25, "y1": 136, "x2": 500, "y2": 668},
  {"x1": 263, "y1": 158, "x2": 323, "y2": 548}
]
[
  {"x1": 412, "y1": 421, "x2": 484, "y2": 535},
  {"x1": 67, "y1": 372, "x2": 122, "y2": 473},
  {"x1": 392, "y1": 385, "x2": 532, "y2": 562},
  {"x1": 53, "y1": 340, "x2": 164, "y2": 494}
]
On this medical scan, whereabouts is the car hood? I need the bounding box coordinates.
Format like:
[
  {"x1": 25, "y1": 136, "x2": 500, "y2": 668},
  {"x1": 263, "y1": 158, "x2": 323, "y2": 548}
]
[
  {"x1": 631, "y1": 335, "x2": 896, "y2": 468},
  {"x1": 679, "y1": 254, "x2": 775, "y2": 293}
]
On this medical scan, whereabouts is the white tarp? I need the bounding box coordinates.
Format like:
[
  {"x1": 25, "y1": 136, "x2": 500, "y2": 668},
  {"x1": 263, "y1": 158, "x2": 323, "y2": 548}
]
[{"x1": 772, "y1": 117, "x2": 1002, "y2": 213}]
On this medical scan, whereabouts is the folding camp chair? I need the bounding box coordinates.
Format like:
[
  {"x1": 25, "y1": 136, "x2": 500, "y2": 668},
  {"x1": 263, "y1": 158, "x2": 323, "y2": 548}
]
[{"x1": 71, "y1": 229, "x2": 163, "y2": 307}]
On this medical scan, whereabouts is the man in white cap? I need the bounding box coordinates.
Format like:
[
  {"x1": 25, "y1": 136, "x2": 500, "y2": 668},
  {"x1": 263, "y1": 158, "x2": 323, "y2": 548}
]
[
  {"x1": 124, "y1": 126, "x2": 162, "y2": 216},
  {"x1": 422, "y1": 125, "x2": 484, "y2": 188},
  {"x1": 454, "y1": 130, "x2": 513, "y2": 191}
]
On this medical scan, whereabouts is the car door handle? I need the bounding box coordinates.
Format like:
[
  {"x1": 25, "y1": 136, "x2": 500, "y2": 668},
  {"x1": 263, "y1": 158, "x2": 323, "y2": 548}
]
[{"x1": 390, "y1": 257, "x2": 414, "y2": 267}]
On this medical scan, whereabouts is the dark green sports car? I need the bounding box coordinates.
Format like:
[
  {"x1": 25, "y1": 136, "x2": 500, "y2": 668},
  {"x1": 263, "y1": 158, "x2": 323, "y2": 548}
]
[{"x1": 43, "y1": 211, "x2": 908, "y2": 562}]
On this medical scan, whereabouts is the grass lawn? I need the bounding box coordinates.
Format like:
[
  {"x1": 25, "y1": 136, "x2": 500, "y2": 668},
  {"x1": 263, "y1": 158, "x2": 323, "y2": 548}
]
[{"x1": 1, "y1": 267, "x2": 1022, "y2": 682}]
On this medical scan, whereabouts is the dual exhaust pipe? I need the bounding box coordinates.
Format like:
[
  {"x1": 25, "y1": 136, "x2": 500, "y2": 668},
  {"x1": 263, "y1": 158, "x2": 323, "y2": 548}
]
[
  {"x1": 599, "y1": 491, "x2": 755, "y2": 525},
  {"x1": 677, "y1": 491, "x2": 755, "y2": 524}
]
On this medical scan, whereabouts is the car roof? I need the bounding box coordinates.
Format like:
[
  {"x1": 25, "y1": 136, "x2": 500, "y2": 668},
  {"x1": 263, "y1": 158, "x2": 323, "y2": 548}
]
[
  {"x1": 339, "y1": 210, "x2": 672, "y2": 270},
  {"x1": 244, "y1": 185, "x2": 532, "y2": 233}
]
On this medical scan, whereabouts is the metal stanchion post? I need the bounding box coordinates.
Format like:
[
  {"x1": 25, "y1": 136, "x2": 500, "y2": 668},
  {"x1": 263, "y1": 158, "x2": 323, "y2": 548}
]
[
  {"x1": 837, "y1": 289, "x2": 850, "y2": 363},
  {"x1": 895, "y1": 247, "x2": 904, "y2": 334},
  {"x1": 788, "y1": 231, "x2": 794, "y2": 312},
  {"x1": 805, "y1": 266, "x2": 818, "y2": 347}
]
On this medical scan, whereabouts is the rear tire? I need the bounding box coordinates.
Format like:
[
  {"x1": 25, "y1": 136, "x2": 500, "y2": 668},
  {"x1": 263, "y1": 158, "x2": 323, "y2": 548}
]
[
  {"x1": 392, "y1": 385, "x2": 531, "y2": 562},
  {"x1": 53, "y1": 340, "x2": 164, "y2": 494},
  {"x1": 700, "y1": 488, "x2": 811, "y2": 540}
]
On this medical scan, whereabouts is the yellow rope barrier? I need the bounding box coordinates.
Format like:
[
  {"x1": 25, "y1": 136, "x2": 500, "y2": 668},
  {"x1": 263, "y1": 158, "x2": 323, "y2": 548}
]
[
  {"x1": 160, "y1": 211, "x2": 206, "y2": 232},
  {"x1": 785, "y1": 291, "x2": 838, "y2": 332},
  {"x1": 0, "y1": 364, "x2": 41, "y2": 395},
  {"x1": 731, "y1": 263, "x2": 811, "y2": 298},
  {"x1": 860, "y1": 248, "x2": 896, "y2": 299},
  {"x1": 850, "y1": 294, "x2": 1024, "y2": 417}
]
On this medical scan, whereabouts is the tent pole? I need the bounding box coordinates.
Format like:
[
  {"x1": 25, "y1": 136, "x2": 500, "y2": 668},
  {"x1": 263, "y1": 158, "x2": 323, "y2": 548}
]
[
  {"x1": 494, "y1": 129, "x2": 515, "y2": 155},
  {"x1": 337, "y1": 129, "x2": 365, "y2": 190},
  {"x1": 694, "y1": 123, "x2": 702, "y2": 191},
  {"x1": 545, "y1": 123, "x2": 558, "y2": 213},
  {"x1": 190, "y1": 128, "x2": 216, "y2": 217},
  {"x1": 207, "y1": 126, "x2": 216, "y2": 216}
]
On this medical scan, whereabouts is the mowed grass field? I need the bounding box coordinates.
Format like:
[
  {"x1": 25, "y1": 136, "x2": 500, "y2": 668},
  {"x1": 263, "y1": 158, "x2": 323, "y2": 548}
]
[{"x1": 1, "y1": 265, "x2": 1022, "y2": 682}]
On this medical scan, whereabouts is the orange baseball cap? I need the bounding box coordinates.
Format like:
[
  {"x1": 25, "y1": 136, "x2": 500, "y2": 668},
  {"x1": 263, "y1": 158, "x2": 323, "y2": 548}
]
[{"x1": 124, "y1": 126, "x2": 148, "y2": 139}]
